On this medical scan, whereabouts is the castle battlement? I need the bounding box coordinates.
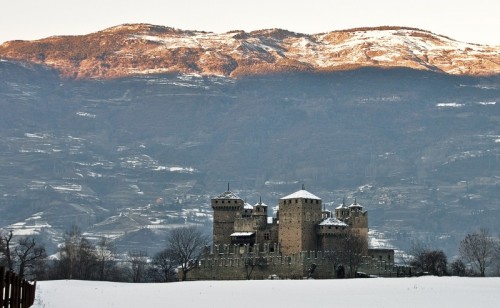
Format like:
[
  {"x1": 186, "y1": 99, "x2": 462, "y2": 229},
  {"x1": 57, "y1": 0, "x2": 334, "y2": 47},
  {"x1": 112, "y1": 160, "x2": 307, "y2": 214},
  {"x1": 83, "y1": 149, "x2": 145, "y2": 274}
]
[{"x1": 192, "y1": 247, "x2": 404, "y2": 280}]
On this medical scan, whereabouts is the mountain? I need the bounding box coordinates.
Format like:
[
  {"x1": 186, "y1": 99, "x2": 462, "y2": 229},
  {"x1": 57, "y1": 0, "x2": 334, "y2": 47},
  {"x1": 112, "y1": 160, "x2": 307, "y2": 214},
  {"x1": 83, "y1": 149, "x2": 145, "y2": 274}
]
[
  {"x1": 1, "y1": 57, "x2": 499, "y2": 256},
  {"x1": 0, "y1": 25, "x2": 499, "y2": 256},
  {"x1": 0, "y1": 24, "x2": 499, "y2": 79}
]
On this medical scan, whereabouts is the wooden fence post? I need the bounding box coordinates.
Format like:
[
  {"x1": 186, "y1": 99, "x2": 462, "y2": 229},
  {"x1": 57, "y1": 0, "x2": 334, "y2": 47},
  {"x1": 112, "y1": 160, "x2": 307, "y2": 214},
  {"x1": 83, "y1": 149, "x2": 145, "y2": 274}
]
[
  {"x1": 0, "y1": 267, "x2": 4, "y2": 307},
  {"x1": 12, "y1": 274, "x2": 18, "y2": 308},
  {"x1": 4, "y1": 271, "x2": 11, "y2": 308},
  {"x1": 28, "y1": 281, "x2": 36, "y2": 307},
  {"x1": 0, "y1": 267, "x2": 36, "y2": 308},
  {"x1": 21, "y1": 280, "x2": 29, "y2": 308},
  {"x1": 22, "y1": 280, "x2": 35, "y2": 308},
  {"x1": 10, "y1": 274, "x2": 15, "y2": 308}
]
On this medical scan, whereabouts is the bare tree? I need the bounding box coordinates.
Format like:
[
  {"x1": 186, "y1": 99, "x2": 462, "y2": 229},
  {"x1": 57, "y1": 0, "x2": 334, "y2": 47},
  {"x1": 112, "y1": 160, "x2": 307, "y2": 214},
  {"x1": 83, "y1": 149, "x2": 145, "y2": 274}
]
[
  {"x1": 15, "y1": 237, "x2": 46, "y2": 279},
  {"x1": 407, "y1": 241, "x2": 448, "y2": 276},
  {"x1": 324, "y1": 230, "x2": 366, "y2": 278},
  {"x1": 407, "y1": 241, "x2": 428, "y2": 271},
  {"x1": 56, "y1": 225, "x2": 98, "y2": 280},
  {"x1": 76, "y1": 237, "x2": 97, "y2": 280},
  {"x1": 127, "y1": 250, "x2": 148, "y2": 283},
  {"x1": 149, "y1": 249, "x2": 177, "y2": 282},
  {"x1": 244, "y1": 256, "x2": 267, "y2": 280},
  {"x1": 58, "y1": 225, "x2": 82, "y2": 279},
  {"x1": 0, "y1": 230, "x2": 46, "y2": 279},
  {"x1": 95, "y1": 237, "x2": 116, "y2": 281},
  {"x1": 450, "y1": 258, "x2": 467, "y2": 277},
  {"x1": 410, "y1": 249, "x2": 447, "y2": 276},
  {"x1": 166, "y1": 226, "x2": 208, "y2": 281},
  {"x1": 459, "y1": 228, "x2": 495, "y2": 277},
  {"x1": 336, "y1": 231, "x2": 366, "y2": 278},
  {"x1": 0, "y1": 230, "x2": 14, "y2": 270},
  {"x1": 325, "y1": 250, "x2": 343, "y2": 278}
]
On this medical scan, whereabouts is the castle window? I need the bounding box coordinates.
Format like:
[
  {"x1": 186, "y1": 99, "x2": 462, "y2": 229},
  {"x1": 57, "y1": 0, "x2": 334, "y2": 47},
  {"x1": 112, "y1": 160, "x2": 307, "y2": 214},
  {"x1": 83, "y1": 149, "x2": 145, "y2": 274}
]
[
  {"x1": 215, "y1": 200, "x2": 218, "y2": 203},
  {"x1": 264, "y1": 233, "x2": 270, "y2": 240},
  {"x1": 222, "y1": 200, "x2": 224, "y2": 203},
  {"x1": 295, "y1": 199, "x2": 298, "y2": 203}
]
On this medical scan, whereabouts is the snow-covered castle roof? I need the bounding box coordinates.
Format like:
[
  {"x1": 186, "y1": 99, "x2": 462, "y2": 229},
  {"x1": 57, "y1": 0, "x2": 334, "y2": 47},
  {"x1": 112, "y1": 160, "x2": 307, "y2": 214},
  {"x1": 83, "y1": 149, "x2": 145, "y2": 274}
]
[
  {"x1": 244, "y1": 202, "x2": 254, "y2": 210},
  {"x1": 319, "y1": 217, "x2": 348, "y2": 227},
  {"x1": 213, "y1": 191, "x2": 241, "y2": 200},
  {"x1": 280, "y1": 189, "x2": 321, "y2": 200},
  {"x1": 335, "y1": 199, "x2": 348, "y2": 210},
  {"x1": 348, "y1": 198, "x2": 363, "y2": 209}
]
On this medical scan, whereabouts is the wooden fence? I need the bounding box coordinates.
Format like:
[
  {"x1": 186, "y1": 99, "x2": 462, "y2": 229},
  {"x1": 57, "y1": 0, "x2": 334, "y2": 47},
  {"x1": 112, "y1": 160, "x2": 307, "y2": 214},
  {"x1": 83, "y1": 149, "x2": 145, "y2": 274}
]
[{"x1": 0, "y1": 267, "x2": 36, "y2": 308}]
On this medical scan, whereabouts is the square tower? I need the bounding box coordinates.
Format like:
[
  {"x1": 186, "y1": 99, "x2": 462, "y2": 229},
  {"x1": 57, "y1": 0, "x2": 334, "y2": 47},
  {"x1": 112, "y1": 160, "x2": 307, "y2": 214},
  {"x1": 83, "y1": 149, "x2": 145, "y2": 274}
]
[
  {"x1": 211, "y1": 190, "x2": 244, "y2": 246},
  {"x1": 278, "y1": 188, "x2": 322, "y2": 255}
]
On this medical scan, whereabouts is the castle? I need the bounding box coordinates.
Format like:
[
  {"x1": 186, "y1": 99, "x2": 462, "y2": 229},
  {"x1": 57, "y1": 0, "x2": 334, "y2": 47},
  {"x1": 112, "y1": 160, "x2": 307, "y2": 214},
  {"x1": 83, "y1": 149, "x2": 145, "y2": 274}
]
[{"x1": 190, "y1": 187, "x2": 403, "y2": 280}]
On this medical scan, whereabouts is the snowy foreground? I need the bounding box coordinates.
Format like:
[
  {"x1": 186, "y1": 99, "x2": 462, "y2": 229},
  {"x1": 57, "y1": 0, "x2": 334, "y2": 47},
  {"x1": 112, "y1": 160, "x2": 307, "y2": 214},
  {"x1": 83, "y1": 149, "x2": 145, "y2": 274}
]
[{"x1": 34, "y1": 277, "x2": 500, "y2": 308}]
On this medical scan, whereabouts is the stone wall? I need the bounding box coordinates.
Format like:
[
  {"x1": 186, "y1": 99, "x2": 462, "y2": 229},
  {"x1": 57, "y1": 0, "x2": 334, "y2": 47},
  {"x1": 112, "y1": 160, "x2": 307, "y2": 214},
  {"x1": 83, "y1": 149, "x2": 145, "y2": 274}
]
[{"x1": 188, "y1": 245, "x2": 408, "y2": 280}]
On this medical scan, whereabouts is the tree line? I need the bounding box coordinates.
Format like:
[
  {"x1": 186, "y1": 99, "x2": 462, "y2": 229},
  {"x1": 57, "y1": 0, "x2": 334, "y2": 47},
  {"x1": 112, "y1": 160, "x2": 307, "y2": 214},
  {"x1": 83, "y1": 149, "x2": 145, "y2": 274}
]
[
  {"x1": 407, "y1": 228, "x2": 500, "y2": 277},
  {"x1": 1, "y1": 226, "x2": 499, "y2": 281},
  {"x1": 0, "y1": 226, "x2": 208, "y2": 282}
]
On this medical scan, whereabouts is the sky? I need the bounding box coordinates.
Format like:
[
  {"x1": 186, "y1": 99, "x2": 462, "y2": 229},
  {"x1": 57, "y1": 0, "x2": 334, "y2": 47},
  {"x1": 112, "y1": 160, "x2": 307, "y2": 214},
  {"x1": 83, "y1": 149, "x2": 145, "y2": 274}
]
[{"x1": 1, "y1": 0, "x2": 499, "y2": 45}]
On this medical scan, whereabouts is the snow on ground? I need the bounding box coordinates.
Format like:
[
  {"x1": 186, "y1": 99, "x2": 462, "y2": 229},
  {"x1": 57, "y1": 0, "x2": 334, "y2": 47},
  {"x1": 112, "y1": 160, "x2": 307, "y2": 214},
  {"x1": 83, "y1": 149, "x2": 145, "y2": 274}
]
[{"x1": 34, "y1": 277, "x2": 500, "y2": 308}]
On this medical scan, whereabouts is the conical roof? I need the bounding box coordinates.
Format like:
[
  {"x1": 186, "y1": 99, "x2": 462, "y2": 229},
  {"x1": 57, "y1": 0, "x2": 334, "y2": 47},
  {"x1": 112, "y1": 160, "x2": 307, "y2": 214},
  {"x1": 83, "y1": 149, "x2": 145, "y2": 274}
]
[
  {"x1": 348, "y1": 198, "x2": 363, "y2": 209},
  {"x1": 335, "y1": 198, "x2": 348, "y2": 209}
]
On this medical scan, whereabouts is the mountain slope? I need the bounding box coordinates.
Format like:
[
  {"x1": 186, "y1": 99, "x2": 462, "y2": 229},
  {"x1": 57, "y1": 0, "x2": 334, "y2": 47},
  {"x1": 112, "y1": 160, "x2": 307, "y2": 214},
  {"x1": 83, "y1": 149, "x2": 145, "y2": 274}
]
[
  {"x1": 1, "y1": 59, "x2": 499, "y2": 255},
  {"x1": 0, "y1": 24, "x2": 499, "y2": 79}
]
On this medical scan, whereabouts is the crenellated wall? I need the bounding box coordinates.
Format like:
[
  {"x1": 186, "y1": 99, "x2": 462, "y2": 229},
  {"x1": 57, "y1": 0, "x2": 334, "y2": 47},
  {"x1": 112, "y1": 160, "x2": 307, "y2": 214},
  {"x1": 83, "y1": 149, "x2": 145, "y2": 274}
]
[{"x1": 188, "y1": 245, "x2": 408, "y2": 280}]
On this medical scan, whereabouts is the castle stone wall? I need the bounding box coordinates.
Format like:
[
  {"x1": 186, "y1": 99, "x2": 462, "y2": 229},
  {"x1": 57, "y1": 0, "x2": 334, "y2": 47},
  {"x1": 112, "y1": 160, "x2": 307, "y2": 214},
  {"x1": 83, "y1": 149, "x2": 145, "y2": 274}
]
[{"x1": 188, "y1": 245, "x2": 407, "y2": 280}]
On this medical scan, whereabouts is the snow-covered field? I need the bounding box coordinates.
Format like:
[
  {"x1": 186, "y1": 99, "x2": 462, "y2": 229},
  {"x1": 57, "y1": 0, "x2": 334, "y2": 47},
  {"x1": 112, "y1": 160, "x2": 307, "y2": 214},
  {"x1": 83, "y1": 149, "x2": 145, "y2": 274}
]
[{"x1": 34, "y1": 277, "x2": 500, "y2": 308}]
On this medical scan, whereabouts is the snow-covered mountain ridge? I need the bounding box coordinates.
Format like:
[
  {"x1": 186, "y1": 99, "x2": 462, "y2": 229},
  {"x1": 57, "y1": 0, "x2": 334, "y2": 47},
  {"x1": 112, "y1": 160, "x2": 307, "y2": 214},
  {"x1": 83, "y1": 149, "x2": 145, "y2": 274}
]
[{"x1": 0, "y1": 24, "x2": 498, "y2": 79}]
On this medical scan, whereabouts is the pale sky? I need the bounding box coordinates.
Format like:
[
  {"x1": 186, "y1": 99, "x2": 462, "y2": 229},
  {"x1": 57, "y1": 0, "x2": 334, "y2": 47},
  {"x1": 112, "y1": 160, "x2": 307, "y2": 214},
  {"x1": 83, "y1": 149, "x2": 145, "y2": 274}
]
[{"x1": 1, "y1": 0, "x2": 499, "y2": 45}]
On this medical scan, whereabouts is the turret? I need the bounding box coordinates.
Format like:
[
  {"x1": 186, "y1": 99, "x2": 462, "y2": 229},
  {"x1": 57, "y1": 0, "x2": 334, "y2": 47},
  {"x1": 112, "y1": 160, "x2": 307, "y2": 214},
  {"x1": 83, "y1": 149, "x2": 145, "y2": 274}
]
[{"x1": 253, "y1": 197, "x2": 268, "y2": 217}]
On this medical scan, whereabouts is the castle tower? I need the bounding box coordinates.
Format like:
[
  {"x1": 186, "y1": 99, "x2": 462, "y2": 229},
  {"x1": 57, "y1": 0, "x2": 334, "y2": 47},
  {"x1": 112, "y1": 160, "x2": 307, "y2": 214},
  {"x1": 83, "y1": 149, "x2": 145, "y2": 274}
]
[
  {"x1": 278, "y1": 187, "x2": 322, "y2": 255},
  {"x1": 252, "y1": 197, "x2": 268, "y2": 218},
  {"x1": 347, "y1": 198, "x2": 369, "y2": 243},
  {"x1": 336, "y1": 198, "x2": 369, "y2": 250},
  {"x1": 211, "y1": 189, "x2": 244, "y2": 246},
  {"x1": 335, "y1": 198, "x2": 349, "y2": 221},
  {"x1": 317, "y1": 217, "x2": 348, "y2": 251}
]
